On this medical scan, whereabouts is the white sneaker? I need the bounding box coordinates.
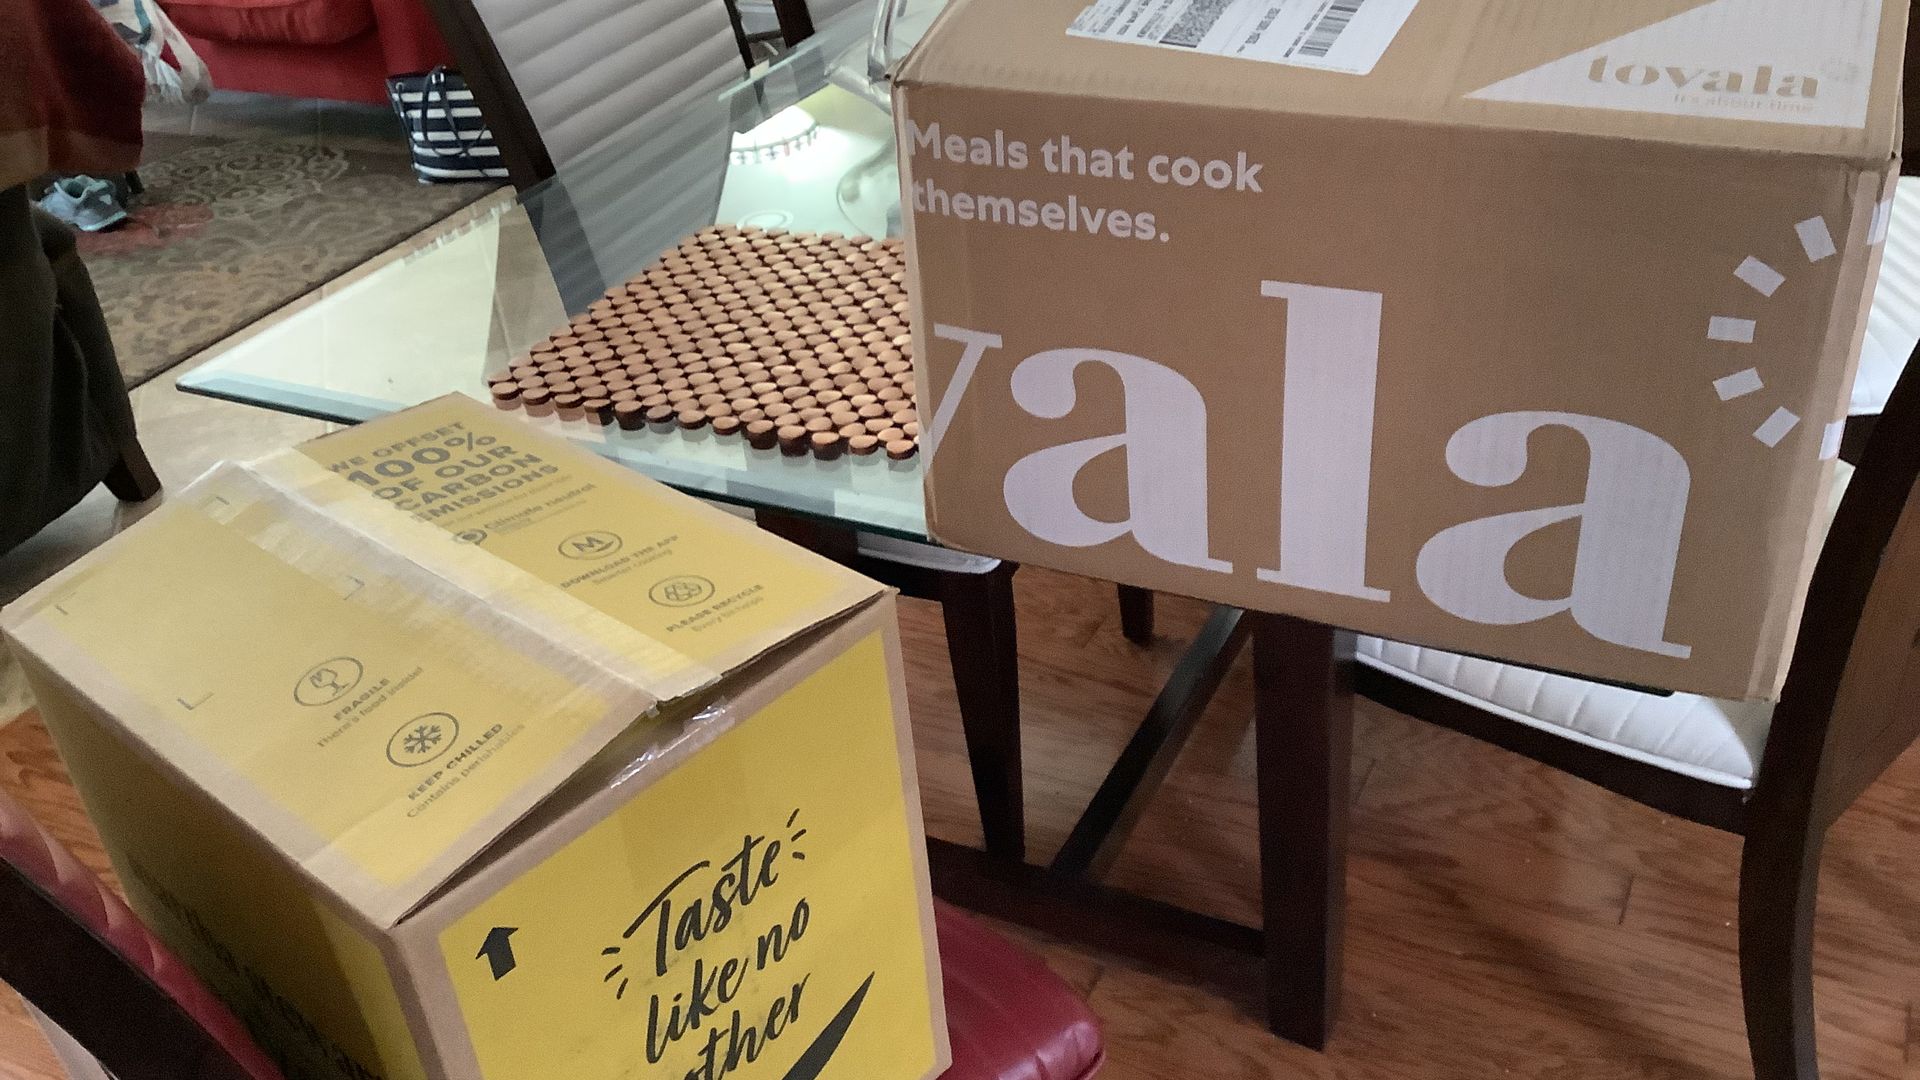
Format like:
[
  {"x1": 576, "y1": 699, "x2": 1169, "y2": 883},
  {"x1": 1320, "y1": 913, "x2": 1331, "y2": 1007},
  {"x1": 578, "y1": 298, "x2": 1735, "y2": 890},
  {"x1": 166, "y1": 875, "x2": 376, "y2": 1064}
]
[{"x1": 36, "y1": 176, "x2": 129, "y2": 233}]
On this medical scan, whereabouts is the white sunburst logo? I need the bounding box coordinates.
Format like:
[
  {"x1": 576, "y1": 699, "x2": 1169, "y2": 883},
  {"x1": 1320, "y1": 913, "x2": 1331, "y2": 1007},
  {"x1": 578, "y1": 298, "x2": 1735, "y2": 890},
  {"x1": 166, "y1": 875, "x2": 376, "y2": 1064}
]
[{"x1": 1708, "y1": 197, "x2": 1894, "y2": 459}]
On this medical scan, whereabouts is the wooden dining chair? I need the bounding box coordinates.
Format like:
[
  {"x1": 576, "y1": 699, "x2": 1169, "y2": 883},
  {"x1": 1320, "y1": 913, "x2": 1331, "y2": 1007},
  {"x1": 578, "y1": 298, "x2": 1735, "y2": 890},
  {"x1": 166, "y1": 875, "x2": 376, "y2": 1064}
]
[
  {"x1": 0, "y1": 786, "x2": 284, "y2": 1080},
  {"x1": 1352, "y1": 280, "x2": 1920, "y2": 1076},
  {"x1": 415, "y1": 0, "x2": 752, "y2": 188},
  {"x1": 763, "y1": 0, "x2": 872, "y2": 48}
]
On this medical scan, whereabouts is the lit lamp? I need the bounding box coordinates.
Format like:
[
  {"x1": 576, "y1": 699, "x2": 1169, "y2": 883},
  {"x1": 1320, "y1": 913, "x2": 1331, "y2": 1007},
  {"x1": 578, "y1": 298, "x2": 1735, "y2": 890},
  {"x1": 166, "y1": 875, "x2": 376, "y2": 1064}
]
[{"x1": 730, "y1": 106, "x2": 821, "y2": 165}]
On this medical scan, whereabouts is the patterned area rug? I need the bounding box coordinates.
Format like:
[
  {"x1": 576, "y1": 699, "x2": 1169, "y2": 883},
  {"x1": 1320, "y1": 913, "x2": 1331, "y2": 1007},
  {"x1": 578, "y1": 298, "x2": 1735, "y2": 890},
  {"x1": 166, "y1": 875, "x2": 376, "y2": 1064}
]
[{"x1": 77, "y1": 137, "x2": 498, "y2": 386}]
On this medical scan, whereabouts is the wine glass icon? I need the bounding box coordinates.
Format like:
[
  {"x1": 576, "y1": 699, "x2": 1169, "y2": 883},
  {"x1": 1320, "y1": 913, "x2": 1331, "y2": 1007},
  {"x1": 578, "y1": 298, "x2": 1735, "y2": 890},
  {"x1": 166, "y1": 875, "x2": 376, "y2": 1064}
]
[{"x1": 294, "y1": 657, "x2": 363, "y2": 706}]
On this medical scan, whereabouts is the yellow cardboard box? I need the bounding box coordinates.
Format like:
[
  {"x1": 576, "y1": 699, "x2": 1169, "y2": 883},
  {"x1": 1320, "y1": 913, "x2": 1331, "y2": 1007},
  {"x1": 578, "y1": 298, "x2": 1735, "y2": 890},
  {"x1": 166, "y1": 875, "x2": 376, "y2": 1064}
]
[{"x1": 3, "y1": 395, "x2": 949, "y2": 1080}]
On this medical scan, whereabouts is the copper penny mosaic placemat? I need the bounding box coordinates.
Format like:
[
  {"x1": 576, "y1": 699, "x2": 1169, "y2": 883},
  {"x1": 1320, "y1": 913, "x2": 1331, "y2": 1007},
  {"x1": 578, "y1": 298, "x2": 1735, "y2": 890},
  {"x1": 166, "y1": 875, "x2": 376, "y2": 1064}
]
[{"x1": 487, "y1": 226, "x2": 920, "y2": 461}]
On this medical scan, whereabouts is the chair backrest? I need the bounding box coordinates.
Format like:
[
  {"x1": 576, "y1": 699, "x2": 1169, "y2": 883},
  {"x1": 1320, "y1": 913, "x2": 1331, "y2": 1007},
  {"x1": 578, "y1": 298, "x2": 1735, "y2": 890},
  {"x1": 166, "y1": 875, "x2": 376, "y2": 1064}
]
[
  {"x1": 1908, "y1": 7, "x2": 1920, "y2": 167},
  {"x1": 766, "y1": 0, "x2": 871, "y2": 45},
  {"x1": 1759, "y1": 327, "x2": 1920, "y2": 828},
  {"x1": 0, "y1": 786, "x2": 283, "y2": 1080},
  {"x1": 421, "y1": 0, "x2": 749, "y2": 186},
  {"x1": 1753, "y1": 8, "x2": 1920, "y2": 825}
]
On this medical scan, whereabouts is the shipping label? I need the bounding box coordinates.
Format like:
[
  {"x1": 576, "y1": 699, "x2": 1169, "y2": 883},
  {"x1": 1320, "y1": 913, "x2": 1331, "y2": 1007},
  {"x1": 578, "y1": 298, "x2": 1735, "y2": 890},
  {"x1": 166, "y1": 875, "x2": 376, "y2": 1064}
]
[{"x1": 1068, "y1": 0, "x2": 1418, "y2": 74}]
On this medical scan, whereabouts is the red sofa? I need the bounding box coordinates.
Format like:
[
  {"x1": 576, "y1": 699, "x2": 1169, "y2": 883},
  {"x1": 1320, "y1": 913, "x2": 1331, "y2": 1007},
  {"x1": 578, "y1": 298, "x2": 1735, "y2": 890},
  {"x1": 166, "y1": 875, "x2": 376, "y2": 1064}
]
[{"x1": 159, "y1": 0, "x2": 454, "y2": 104}]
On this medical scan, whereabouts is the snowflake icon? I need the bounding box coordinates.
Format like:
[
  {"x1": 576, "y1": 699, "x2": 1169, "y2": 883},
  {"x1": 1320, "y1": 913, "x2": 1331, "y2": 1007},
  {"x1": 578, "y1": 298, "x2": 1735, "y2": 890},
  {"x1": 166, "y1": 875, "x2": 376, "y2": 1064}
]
[
  {"x1": 386, "y1": 712, "x2": 459, "y2": 767},
  {"x1": 403, "y1": 723, "x2": 443, "y2": 756}
]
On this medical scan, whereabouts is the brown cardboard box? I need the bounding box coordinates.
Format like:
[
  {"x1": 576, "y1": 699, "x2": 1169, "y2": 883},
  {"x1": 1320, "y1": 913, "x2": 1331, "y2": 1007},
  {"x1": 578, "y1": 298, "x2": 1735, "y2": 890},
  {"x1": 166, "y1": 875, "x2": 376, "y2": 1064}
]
[
  {"x1": 3, "y1": 396, "x2": 949, "y2": 1080},
  {"x1": 895, "y1": 0, "x2": 1906, "y2": 698}
]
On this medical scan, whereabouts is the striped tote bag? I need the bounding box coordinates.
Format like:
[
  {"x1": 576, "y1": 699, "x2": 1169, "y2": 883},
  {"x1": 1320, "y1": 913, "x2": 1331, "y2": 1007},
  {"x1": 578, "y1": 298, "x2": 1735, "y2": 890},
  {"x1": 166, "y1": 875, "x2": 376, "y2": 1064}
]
[{"x1": 386, "y1": 68, "x2": 511, "y2": 183}]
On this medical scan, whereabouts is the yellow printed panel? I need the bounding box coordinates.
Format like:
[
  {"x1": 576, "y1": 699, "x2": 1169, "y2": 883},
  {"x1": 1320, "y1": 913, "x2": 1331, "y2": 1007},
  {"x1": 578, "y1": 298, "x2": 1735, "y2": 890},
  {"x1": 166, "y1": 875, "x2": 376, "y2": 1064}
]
[
  {"x1": 297, "y1": 397, "x2": 858, "y2": 672},
  {"x1": 34, "y1": 675, "x2": 426, "y2": 1080},
  {"x1": 34, "y1": 483, "x2": 616, "y2": 890},
  {"x1": 440, "y1": 631, "x2": 939, "y2": 1080}
]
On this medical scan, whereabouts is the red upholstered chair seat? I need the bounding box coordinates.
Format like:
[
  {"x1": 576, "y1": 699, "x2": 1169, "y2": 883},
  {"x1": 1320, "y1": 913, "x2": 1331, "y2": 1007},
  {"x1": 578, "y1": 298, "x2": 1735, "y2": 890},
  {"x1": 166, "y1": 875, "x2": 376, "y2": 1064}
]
[
  {"x1": 162, "y1": 0, "x2": 375, "y2": 47},
  {"x1": 3, "y1": 782, "x2": 1102, "y2": 1080},
  {"x1": 936, "y1": 901, "x2": 1105, "y2": 1080},
  {"x1": 0, "y1": 788, "x2": 285, "y2": 1080}
]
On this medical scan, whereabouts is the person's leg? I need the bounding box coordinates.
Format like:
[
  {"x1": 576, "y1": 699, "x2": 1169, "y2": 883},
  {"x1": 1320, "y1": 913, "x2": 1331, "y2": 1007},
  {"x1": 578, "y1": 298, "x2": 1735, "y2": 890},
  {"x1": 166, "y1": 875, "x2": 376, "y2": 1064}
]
[
  {"x1": 33, "y1": 200, "x2": 139, "y2": 445},
  {"x1": 0, "y1": 183, "x2": 71, "y2": 552},
  {"x1": 0, "y1": 184, "x2": 156, "y2": 555},
  {"x1": 31, "y1": 197, "x2": 157, "y2": 503}
]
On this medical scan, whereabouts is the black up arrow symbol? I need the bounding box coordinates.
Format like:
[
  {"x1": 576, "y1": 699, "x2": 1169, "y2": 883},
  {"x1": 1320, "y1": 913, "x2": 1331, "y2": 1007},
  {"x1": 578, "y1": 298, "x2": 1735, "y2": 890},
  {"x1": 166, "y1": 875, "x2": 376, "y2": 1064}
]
[{"x1": 477, "y1": 927, "x2": 519, "y2": 980}]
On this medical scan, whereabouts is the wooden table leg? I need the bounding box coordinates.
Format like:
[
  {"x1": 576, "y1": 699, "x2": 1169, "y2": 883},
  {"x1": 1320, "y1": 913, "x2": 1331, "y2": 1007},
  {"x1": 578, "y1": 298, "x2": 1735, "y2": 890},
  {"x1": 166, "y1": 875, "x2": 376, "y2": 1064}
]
[
  {"x1": 753, "y1": 509, "x2": 859, "y2": 561},
  {"x1": 940, "y1": 564, "x2": 1026, "y2": 861},
  {"x1": 1117, "y1": 585, "x2": 1155, "y2": 644},
  {"x1": 744, "y1": 520, "x2": 1356, "y2": 1047},
  {"x1": 751, "y1": 511, "x2": 1027, "y2": 860},
  {"x1": 929, "y1": 606, "x2": 1358, "y2": 1050},
  {"x1": 750, "y1": 512, "x2": 1027, "y2": 860},
  {"x1": 1051, "y1": 606, "x2": 1248, "y2": 879},
  {"x1": 1250, "y1": 612, "x2": 1354, "y2": 1049}
]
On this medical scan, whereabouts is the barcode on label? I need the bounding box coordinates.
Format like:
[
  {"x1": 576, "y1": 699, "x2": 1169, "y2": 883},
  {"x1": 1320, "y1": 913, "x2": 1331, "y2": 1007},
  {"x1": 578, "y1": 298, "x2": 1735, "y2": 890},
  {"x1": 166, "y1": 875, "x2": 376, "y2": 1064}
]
[
  {"x1": 1070, "y1": 0, "x2": 1171, "y2": 39},
  {"x1": 1292, "y1": 0, "x2": 1365, "y2": 58},
  {"x1": 1241, "y1": 5, "x2": 1281, "y2": 47},
  {"x1": 1070, "y1": 0, "x2": 1413, "y2": 74},
  {"x1": 1159, "y1": 0, "x2": 1231, "y2": 47}
]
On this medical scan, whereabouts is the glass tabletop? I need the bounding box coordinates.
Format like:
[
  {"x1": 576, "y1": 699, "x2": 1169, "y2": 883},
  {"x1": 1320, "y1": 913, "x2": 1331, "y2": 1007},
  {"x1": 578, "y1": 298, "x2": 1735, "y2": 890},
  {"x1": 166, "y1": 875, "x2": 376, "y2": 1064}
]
[{"x1": 177, "y1": 4, "x2": 940, "y2": 542}]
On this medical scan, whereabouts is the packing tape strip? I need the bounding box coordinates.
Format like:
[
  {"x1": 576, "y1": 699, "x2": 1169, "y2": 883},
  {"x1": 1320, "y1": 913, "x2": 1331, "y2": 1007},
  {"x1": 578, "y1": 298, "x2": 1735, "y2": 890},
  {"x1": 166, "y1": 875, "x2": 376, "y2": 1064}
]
[
  {"x1": 2, "y1": 465, "x2": 672, "y2": 925},
  {"x1": 194, "y1": 462, "x2": 655, "y2": 714},
  {"x1": 242, "y1": 450, "x2": 723, "y2": 708}
]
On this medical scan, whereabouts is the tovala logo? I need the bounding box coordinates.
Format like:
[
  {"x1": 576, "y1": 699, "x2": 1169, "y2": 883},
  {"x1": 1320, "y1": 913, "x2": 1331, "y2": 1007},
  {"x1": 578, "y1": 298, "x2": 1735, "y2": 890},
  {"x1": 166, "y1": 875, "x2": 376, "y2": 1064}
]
[
  {"x1": 1703, "y1": 205, "x2": 1894, "y2": 459},
  {"x1": 929, "y1": 278, "x2": 1697, "y2": 662},
  {"x1": 929, "y1": 201, "x2": 1866, "y2": 667},
  {"x1": 1586, "y1": 57, "x2": 1819, "y2": 98},
  {"x1": 1466, "y1": 0, "x2": 1879, "y2": 128}
]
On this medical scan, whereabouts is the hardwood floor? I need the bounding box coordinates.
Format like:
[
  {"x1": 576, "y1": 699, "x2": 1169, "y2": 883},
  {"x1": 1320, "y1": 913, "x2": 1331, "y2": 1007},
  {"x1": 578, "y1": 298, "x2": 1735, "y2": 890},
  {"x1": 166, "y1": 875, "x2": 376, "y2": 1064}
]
[{"x1": 4, "y1": 567, "x2": 1918, "y2": 1079}]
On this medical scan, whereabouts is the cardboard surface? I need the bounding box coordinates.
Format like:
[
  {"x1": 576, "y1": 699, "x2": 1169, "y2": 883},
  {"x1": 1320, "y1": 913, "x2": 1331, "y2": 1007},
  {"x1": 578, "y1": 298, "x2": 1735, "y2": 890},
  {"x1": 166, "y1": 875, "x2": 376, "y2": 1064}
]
[
  {"x1": 908, "y1": 0, "x2": 1900, "y2": 156},
  {"x1": 898, "y1": 0, "x2": 1905, "y2": 699},
  {"x1": 3, "y1": 396, "x2": 947, "y2": 1080},
  {"x1": 410, "y1": 604, "x2": 944, "y2": 1080}
]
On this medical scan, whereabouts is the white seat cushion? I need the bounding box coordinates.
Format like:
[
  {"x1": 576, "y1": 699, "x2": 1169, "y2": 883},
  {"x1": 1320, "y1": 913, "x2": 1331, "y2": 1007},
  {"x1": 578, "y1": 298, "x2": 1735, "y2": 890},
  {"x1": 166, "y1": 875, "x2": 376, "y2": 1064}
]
[
  {"x1": 1356, "y1": 638, "x2": 1774, "y2": 787},
  {"x1": 1855, "y1": 176, "x2": 1920, "y2": 414},
  {"x1": 1358, "y1": 465, "x2": 1853, "y2": 789}
]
